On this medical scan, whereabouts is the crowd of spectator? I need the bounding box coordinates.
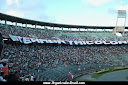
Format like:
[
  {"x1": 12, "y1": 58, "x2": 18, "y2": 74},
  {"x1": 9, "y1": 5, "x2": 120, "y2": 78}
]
[
  {"x1": 1, "y1": 23, "x2": 128, "y2": 41},
  {"x1": 0, "y1": 24, "x2": 55, "y2": 39},
  {"x1": 1, "y1": 43, "x2": 128, "y2": 81},
  {"x1": 1, "y1": 23, "x2": 128, "y2": 81},
  {"x1": 0, "y1": 61, "x2": 35, "y2": 81}
]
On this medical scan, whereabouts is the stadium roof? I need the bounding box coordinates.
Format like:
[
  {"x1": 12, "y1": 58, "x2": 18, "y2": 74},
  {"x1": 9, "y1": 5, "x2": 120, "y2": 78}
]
[{"x1": 0, "y1": 13, "x2": 118, "y2": 29}]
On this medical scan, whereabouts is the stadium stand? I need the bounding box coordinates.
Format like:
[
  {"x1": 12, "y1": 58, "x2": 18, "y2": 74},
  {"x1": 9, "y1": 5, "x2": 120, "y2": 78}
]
[
  {"x1": 1, "y1": 23, "x2": 128, "y2": 41},
  {"x1": 1, "y1": 42, "x2": 128, "y2": 81},
  {"x1": 1, "y1": 13, "x2": 128, "y2": 81}
]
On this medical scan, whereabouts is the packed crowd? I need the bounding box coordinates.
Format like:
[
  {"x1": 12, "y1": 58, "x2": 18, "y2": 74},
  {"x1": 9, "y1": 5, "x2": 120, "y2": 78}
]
[
  {"x1": 0, "y1": 61, "x2": 36, "y2": 81},
  {"x1": 0, "y1": 24, "x2": 55, "y2": 39},
  {"x1": 1, "y1": 43, "x2": 128, "y2": 81},
  {"x1": 1, "y1": 23, "x2": 128, "y2": 81},
  {"x1": 1, "y1": 23, "x2": 128, "y2": 41}
]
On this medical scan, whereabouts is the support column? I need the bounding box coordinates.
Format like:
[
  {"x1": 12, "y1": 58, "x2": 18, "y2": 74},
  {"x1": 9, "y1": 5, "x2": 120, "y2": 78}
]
[
  {"x1": 5, "y1": 20, "x2": 7, "y2": 26},
  {"x1": 15, "y1": 21, "x2": 17, "y2": 29},
  {"x1": 26, "y1": 23, "x2": 27, "y2": 28},
  {"x1": 114, "y1": 15, "x2": 119, "y2": 34},
  {"x1": 123, "y1": 17, "x2": 126, "y2": 36},
  {"x1": 104, "y1": 28, "x2": 105, "y2": 32},
  {"x1": 62, "y1": 27, "x2": 63, "y2": 34},
  {"x1": 35, "y1": 24, "x2": 37, "y2": 29},
  {"x1": 22, "y1": 23, "x2": 23, "y2": 29},
  {"x1": 16, "y1": 21, "x2": 17, "y2": 27},
  {"x1": 96, "y1": 28, "x2": 97, "y2": 33},
  {"x1": 62, "y1": 27, "x2": 63, "y2": 31},
  {"x1": 70, "y1": 28, "x2": 71, "y2": 31},
  {"x1": 5, "y1": 20, "x2": 7, "y2": 28},
  {"x1": 87, "y1": 28, "x2": 88, "y2": 32},
  {"x1": 44, "y1": 26, "x2": 45, "y2": 30}
]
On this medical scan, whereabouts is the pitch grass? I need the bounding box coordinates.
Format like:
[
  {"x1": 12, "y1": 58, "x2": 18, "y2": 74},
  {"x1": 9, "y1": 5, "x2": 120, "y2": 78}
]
[
  {"x1": 126, "y1": 76, "x2": 128, "y2": 80},
  {"x1": 85, "y1": 79, "x2": 93, "y2": 82},
  {"x1": 92, "y1": 66, "x2": 128, "y2": 79}
]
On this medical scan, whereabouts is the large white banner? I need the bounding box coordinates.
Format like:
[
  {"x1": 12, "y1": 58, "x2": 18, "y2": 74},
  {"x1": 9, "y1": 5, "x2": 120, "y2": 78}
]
[{"x1": 9, "y1": 34, "x2": 128, "y2": 45}]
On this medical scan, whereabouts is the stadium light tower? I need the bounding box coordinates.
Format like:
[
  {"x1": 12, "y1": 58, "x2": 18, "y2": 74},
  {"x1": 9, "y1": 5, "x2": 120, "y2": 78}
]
[{"x1": 113, "y1": 10, "x2": 127, "y2": 36}]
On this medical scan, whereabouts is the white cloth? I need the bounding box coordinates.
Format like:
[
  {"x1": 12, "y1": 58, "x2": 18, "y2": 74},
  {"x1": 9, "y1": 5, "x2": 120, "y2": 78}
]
[
  {"x1": 25, "y1": 78, "x2": 29, "y2": 81},
  {"x1": 31, "y1": 76, "x2": 34, "y2": 81},
  {"x1": 0, "y1": 64, "x2": 3, "y2": 71},
  {"x1": 0, "y1": 64, "x2": 3, "y2": 68},
  {"x1": 0, "y1": 76, "x2": 6, "y2": 82}
]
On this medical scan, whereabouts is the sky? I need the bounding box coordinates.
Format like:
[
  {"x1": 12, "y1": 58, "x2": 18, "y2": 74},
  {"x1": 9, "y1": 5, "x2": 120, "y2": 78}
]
[{"x1": 0, "y1": 0, "x2": 128, "y2": 26}]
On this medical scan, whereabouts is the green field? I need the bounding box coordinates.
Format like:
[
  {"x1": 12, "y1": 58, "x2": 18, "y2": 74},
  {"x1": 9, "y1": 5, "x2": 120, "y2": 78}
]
[
  {"x1": 126, "y1": 76, "x2": 128, "y2": 80},
  {"x1": 92, "y1": 66, "x2": 128, "y2": 79}
]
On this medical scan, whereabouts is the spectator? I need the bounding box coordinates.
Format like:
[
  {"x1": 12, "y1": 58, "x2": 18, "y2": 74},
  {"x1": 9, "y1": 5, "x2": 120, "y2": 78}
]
[
  {"x1": 2, "y1": 63, "x2": 8, "y2": 78},
  {"x1": 8, "y1": 66, "x2": 13, "y2": 75},
  {"x1": 1, "y1": 23, "x2": 128, "y2": 41},
  {"x1": 0, "y1": 72, "x2": 6, "y2": 82},
  {"x1": 0, "y1": 63, "x2": 3, "y2": 72},
  {"x1": 7, "y1": 72, "x2": 19, "y2": 81},
  {"x1": 1, "y1": 23, "x2": 128, "y2": 81},
  {"x1": 25, "y1": 76, "x2": 29, "y2": 81},
  {"x1": 30, "y1": 75, "x2": 34, "y2": 81},
  {"x1": 14, "y1": 71, "x2": 20, "y2": 81}
]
